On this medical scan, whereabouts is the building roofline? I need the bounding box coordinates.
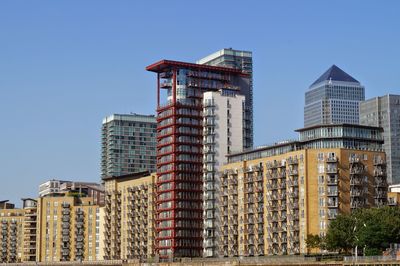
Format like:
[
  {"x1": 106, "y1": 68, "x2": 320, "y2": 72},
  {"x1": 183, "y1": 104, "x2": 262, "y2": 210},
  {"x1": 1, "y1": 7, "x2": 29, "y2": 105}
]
[
  {"x1": 295, "y1": 123, "x2": 384, "y2": 132},
  {"x1": 102, "y1": 113, "x2": 156, "y2": 125},
  {"x1": 227, "y1": 140, "x2": 299, "y2": 158},
  {"x1": 309, "y1": 65, "x2": 360, "y2": 88},
  {"x1": 21, "y1": 198, "x2": 37, "y2": 202},
  {"x1": 102, "y1": 170, "x2": 152, "y2": 182},
  {"x1": 196, "y1": 48, "x2": 252, "y2": 64},
  {"x1": 146, "y1": 59, "x2": 249, "y2": 76},
  {"x1": 363, "y1": 94, "x2": 400, "y2": 102},
  {"x1": 300, "y1": 136, "x2": 384, "y2": 144}
]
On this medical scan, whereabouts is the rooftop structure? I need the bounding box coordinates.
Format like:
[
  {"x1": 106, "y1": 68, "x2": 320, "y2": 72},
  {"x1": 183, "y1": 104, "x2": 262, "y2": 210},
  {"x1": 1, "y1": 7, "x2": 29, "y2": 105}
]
[
  {"x1": 39, "y1": 179, "x2": 105, "y2": 205},
  {"x1": 0, "y1": 200, "x2": 15, "y2": 210},
  {"x1": 310, "y1": 64, "x2": 359, "y2": 87},
  {"x1": 228, "y1": 124, "x2": 383, "y2": 163}
]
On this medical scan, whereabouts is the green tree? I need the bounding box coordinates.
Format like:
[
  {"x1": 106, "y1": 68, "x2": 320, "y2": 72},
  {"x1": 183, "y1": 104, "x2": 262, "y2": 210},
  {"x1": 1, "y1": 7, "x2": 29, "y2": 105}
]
[
  {"x1": 325, "y1": 206, "x2": 400, "y2": 255},
  {"x1": 306, "y1": 234, "x2": 326, "y2": 253},
  {"x1": 355, "y1": 207, "x2": 400, "y2": 255},
  {"x1": 325, "y1": 214, "x2": 355, "y2": 254},
  {"x1": 306, "y1": 234, "x2": 320, "y2": 249}
]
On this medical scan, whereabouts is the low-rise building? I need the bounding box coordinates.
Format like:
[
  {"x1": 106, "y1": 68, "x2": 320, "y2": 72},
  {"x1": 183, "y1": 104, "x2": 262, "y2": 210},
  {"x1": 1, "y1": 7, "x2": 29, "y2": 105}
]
[
  {"x1": 0, "y1": 201, "x2": 25, "y2": 263},
  {"x1": 22, "y1": 198, "x2": 38, "y2": 262},
  {"x1": 36, "y1": 195, "x2": 102, "y2": 262},
  {"x1": 0, "y1": 199, "x2": 38, "y2": 263},
  {"x1": 102, "y1": 171, "x2": 156, "y2": 261}
]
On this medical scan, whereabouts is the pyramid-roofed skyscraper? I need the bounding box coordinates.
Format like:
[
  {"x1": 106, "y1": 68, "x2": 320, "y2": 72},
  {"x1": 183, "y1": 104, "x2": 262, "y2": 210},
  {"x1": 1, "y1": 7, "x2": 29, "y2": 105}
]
[{"x1": 304, "y1": 65, "x2": 365, "y2": 127}]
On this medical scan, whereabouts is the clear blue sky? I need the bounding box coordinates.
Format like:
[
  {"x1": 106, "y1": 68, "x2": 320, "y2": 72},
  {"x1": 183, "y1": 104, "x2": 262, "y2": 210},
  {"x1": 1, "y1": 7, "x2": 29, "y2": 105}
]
[{"x1": 1, "y1": 1, "x2": 399, "y2": 205}]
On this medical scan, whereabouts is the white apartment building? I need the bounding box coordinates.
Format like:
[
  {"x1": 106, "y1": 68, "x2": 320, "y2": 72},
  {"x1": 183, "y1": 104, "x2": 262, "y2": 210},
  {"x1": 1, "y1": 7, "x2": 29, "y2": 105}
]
[{"x1": 203, "y1": 90, "x2": 245, "y2": 257}]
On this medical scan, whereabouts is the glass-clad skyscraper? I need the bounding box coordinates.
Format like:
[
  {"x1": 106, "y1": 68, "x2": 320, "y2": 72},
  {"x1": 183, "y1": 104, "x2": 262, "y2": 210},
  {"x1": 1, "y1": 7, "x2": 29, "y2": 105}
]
[
  {"x1": 101, "y1": 114, "x2": 157, "y2": 179},
  {"x1": 360, "y1": 94, "x2": 400, "y2": 184},
  {"x1": 304, "y1": 65, "x2": 365, "y2": 127}
]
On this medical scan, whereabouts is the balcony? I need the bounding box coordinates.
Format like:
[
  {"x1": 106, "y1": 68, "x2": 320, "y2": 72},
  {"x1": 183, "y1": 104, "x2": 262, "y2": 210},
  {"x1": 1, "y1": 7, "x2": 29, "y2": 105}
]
[
  {"x1": 288, "y1": 169, "x2": 298, "y2": 176},
  {"x1": 160, "y1": 82, "x2": 172, "y2": 88},
  {"x1": 327, "y1": 177, "x2": 338, "y2": 185},
  {"x1": 326, "y1": 156, "x2": 338, "y2": 163},
  {"x1": 374, "y1": 169, "x2": 386, "y2": 177},
  {"x1": 327, "y1": 201, "x2": 338, "y2": 208},
  {"x1": 350, "y1": 200, "x2": 364, "y2": 209},
  {"x1": 374, "y1": 191, "x2": 387, "y2": 199},
  {"x1": 350, "y1": 167, "x2": 364, "y2": 175},
  {"x1": 326, "y1": 167, "x2": 338, "y2": 174},
  {"x1": 327, "y1": 190, "x2": 338, "y2": 197},
  {"x1": 350, "y1": 178, "x2": 363, "y2": 186},
  {"x1": 350, "y1": 190, "x2": 362, "y2": 197},
  {"x1": 388, "y1": 198, "x2": 397, "y2": 206},
  {"x1": 287, "y1": 157, "x2": 298, "y2": 165},
  {"x1": 266, "y1": 161, "x2": 279, "y2": 169},
  {"x1": 374, "y1": 158, "x2": 385, "y2": 165}
]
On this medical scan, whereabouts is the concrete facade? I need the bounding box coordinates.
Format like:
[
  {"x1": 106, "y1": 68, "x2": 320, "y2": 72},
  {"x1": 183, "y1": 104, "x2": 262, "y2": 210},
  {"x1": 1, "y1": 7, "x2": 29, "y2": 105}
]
[
  {"x1": 198, "y1": 48, "x2": 253, "y2": 149},
  {"x1": 203, "y1": 91, "x2": 245, "y2": 257}
]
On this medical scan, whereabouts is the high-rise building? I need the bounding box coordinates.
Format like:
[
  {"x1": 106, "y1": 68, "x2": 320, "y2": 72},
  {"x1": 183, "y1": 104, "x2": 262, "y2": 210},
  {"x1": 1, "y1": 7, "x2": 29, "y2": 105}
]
[
  {"x1": 202, "y1": 91, "x2": 245, "y2": 257},
  {"x1": 219, "y1": 124, "x2": 387, "y2": 257},
  {"x1": 146, "y1": 59, "x2": 250, "y2": 259},
  {"x1": 102, "y1": 171, "x2": 156, "y2": 260},
  {"x1": 304, "y1": 65, "x2": 365, "y2": 127},
  {"x1": 101, "y1": 114, "x2": 157, "y2": 179},
  {"x1": 36, "y1": 195, "x2": 102, "y2": 262},
  {"x1": 197, "y1": 48, "x2": 253, "y2": 149},
  {"x1": 360, "y1": 94, "x2": 400, "y2": 184}
]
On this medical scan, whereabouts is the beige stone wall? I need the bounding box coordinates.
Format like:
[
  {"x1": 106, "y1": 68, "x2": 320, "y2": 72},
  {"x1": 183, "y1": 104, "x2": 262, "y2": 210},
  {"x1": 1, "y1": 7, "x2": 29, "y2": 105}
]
[
  {"x1": 103, "y1": 173, "x2": 156, "y2": 260},
  {"x1": 220, "y1": 148, "x2": 387, "y2": 256},
  {"x1": 36, "y1": 196, "x2": 101, "y2": 262},
  {"x1": 0, "y1": 208, "x2": 25, "y2": 262}
]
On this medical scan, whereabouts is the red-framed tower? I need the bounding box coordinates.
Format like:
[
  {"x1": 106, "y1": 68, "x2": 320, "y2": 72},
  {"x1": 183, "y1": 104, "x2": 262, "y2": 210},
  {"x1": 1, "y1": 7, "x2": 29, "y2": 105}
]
[{"x1": 146, "y1": 60, "x2": 248, "y2": 260}]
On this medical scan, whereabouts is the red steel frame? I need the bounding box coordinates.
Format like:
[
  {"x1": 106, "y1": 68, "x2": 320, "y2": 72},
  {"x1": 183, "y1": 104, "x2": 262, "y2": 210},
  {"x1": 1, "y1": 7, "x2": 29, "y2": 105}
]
[
  {"x1": 155, "y1": 67, "x2": 203, "y2": 259},
  {"x1": 147, "y1": 60, "x2": 248, "y2": 259}
]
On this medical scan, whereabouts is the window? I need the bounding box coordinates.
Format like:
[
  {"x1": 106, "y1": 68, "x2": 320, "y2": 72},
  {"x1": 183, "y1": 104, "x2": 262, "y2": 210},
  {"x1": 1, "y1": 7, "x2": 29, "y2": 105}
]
[{"x1": 318, "y1": 164, "x2": 325, "y2": 174}]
